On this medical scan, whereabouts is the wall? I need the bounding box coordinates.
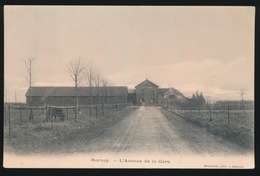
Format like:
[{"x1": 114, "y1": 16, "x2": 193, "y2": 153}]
[
  {"x1": 136, "y1": 86, "x2": 158, "y2": 106},
  {"x1": 27, "y1": 95, "x2": 127, "y2": 106}
]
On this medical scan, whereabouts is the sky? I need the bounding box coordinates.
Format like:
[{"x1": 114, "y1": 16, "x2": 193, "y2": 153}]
[{"x1": 4, "y1": 6, "x2": 255, "y2": 102}]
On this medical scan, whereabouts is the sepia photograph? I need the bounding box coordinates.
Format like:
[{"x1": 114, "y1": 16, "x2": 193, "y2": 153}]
[{"x1": 3, "y1": 6, "x2": 255, "y2": 168}]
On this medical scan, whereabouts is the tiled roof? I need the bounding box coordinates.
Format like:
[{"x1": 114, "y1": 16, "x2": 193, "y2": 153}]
[{"x1": 25, "y1": 86, "x2": 128, "y2": 97}]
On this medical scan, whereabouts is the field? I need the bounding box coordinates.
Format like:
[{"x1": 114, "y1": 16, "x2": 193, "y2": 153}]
[
  {"x1": 4, "y1": 104, "x2": 137, "y2": 155},
  {"x1": 4, "y1": 105, "x2": 254, "y2": 155},
  {"x1": 166, "y1": 108, "x2": 254, "y2": 150}
]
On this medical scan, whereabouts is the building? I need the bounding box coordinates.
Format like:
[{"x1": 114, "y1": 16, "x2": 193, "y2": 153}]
[
  {"x1": 127, "y1": 89, "x2": 136, "y2": 105},
  {"x1": 25, "y1": 86, "x2": 128, "y2": 106},
  {"x1": 135, "y1": 79, "x2": 159, "y2": 105},
  {"x1": 161, "y1": 87, "x2": 188, "y2": 108},
  {"x1": 25, "y1": 79, "x2": 187, "y2": 107},
  {"x1": 133, "y1": 79, "x2": 187, "y2": 106}
]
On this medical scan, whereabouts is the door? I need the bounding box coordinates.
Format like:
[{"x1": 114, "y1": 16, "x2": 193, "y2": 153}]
[
  {"x1": 150, "y1": 98, "x2": 154, "y2": 105},
  {"x1": 144, "y1": 87, "x2": 152, "y2": 105}
]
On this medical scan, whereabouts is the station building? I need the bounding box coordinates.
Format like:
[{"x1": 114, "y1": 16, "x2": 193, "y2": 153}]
[{"x1": 25, "y1": 79, "x2": 187, "y2": 106}]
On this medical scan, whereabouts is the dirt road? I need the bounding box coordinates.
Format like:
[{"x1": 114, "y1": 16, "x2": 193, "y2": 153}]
[
  {"x1": 75, "y1": 106, "x2": 247, "y2": 157},
  {"x1": 5, "y1": 106, "x2": 253, "y2": 168}
]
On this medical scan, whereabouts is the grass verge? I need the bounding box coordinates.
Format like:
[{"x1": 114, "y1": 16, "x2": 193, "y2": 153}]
[
  {"x1": 164, "y1": 109, "x2": 254, "y2": 150},
  {"x1": 4, "y1": 106, "x2": 137, "y2": 155}
]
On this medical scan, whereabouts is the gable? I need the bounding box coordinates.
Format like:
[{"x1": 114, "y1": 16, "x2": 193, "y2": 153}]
[
  {"x1": 164, "y1": 87, "x2": 187, "y2": 100},
  {"x1": 135, "y1": 79, "x2": 159, "y2": 89},
  {"x1": 158, "y1": 88, "x2": 169, "y2": 94}
]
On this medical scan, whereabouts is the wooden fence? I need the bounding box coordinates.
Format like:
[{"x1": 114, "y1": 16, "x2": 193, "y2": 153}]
[
  {"x1": 166, "y1": 104, "x2": 254, "y2": 128},
  {"x1": 4, "y1": 103, "x2": 130, "y2": 141}
]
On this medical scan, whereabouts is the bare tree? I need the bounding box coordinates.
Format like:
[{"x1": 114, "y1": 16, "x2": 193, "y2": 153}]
[
  {"x1": 84, "y1": 63, "x2": 95, "y2": 105},
  {"x1": 94, "y1": 70, "x2": 102, "y2": 105},
  {"x1": 101, "y1": 78, "x2": 108, "y2": 116},
  {"x1": 68, "y1": 58, "x2": 85, "y2": 121},
  {"x1": 239, "y1": 89, "x2": 246, "y2": 113},
  {"x1": 101, "y1": 78, "x2": 108, "y2": 104},
  {"x1": 23, "y1": 57, "x2": 35, "y2": 121}
]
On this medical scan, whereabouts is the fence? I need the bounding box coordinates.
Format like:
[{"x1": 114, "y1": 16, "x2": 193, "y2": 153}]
[
  {"x1": 164, "y1": 105, "x2": 254, "y2": 149},
  {"x1": 166, "y1": 105, "x2": 254, "y2": 130},
  {"x1": 4, "y1": 103, "x2": 130, "y2": 141}
]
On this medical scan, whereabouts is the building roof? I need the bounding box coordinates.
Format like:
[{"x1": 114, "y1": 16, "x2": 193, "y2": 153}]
[
  {"x1": 164, "y1": 87, "x2": 187, "y2": 99},
  {"x1": 25, "y1": 86, "x2": 128, "y2": 97},
  {"x1": 128, "y1": 89, "x2": 136, "y2": 93},
  {"x1": 158, "y1": 88, "x2": 169, "y2": 94},
  {"x1": 135, "y1": 79, "x2": 159, "y2": 88}
]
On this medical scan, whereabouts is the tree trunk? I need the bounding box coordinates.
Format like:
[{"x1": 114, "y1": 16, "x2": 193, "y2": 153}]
[{"x1": 75, "y1": 75, "x2": 78, "y2": 122}]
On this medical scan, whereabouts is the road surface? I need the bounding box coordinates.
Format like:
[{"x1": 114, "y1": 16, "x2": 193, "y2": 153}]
[{"x1": 75, "y1": 106, "x2": 247, "y2": 157}]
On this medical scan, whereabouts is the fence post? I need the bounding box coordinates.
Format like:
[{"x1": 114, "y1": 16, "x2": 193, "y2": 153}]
[
  {"x1": 67, "y1": 106, "x2": 69, "y2": 120},
  {"x1": 20, "y1": 106, "x2": 22, "y2": 125},
  {"x1": 74, "y1": 107, "x2": 77, "y2": 123},
  {"x1": 50, "y1": 106, "x2": 53, "y2": 128},
  {"x1": 51, "y1": 114, "x2": 53, "y2": 129},
  {"x1": 209, "y1": 106, "x2": 212, "y2": 121},
  {"x1": 89, "y1": 107, "x2": 91, "y2": 122},
  {"x1": 46, "y1": 106, "x2": 48, "y2": 121},
  {"x1": 96, "y1": 105, "x2": 98, "y2": 118},
  {"x1": 8, "y1": 105, "x2": 11, "y2": 141},
  {"x1": 86, "y1": 106, "x2": 88, "y2": 119},
  {"x1": 228, "y1": 105, "x2": 230, "y2": 126},
  {"x1": 102, "y1": 104, "x2": 104, "y2": 116}
]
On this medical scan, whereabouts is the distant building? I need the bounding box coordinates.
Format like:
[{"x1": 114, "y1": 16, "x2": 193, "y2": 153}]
[
  {"x1": 132, "y1": 79, "x2": 187, "y2": 106},
  {"x1": 127, "y1": 89, "x2": 136, "y2": 105},
  {"x1": 162, "y1": 87, "x2": 188, "y2": 108},
  {"x1": 25, "y1": 79, "x2": 187, "y2": 106},
  {"x1": 25, "y1": 86, "x2": 128, "y2": 106}
]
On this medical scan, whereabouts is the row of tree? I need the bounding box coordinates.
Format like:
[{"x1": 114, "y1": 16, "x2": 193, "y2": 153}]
[
  {"x1": 190, "y1": 90, "x2": 206, "y2": 107},
  {"x1": 172, "y1": 89, "x2": 251, "y2": 112},
  {"x1": 67, "y1": 58, "x2": 109, "y2": 120},
  {"x1": 23, "y1": 57, "x2": 110, "y2": 121},
  {"x1": 212, "y1": 100, "x2": 254, "y2": 110}
]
